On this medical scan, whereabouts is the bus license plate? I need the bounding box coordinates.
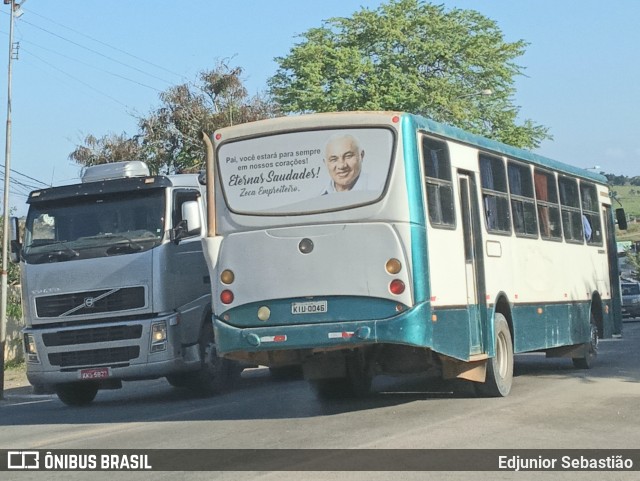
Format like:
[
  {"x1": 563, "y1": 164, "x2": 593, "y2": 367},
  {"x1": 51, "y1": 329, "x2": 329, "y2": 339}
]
[
  {"x1": 79, "y1": 367, "x2": 110, "y2": 380},
  {"x1": 291, "y1": 300, "x2": 327, "y2": 315}
]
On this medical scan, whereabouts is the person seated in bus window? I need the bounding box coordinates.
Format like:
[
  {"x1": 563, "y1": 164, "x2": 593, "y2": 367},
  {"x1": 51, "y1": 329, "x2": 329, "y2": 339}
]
[
  {"x1": 582, "y1": 214, "x2": 592, "y2": 241},
  {"x1": 321, "y1": 133, "x2": 369, "y2": 194}
]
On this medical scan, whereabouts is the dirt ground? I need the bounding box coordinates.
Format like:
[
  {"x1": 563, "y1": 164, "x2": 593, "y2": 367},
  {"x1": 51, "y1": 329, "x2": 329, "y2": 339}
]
[{"x1": 1, "y1": 363, "x2": 32, "y2": 397}]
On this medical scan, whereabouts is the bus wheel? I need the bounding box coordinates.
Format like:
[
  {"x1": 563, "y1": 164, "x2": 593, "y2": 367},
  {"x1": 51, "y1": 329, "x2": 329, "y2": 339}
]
[
  {"x1": 311, "y1": 353, "x2": 372, "y2": 399},
  {"x1": 572, "y1": 313, "x2": 598, "y2": 369},
  {"x1": 187, "y1": 321, "x2": 238, "y2": 396},
  {"x1": 476, "y1": 313, "x2": 513, "y2": 397},
  {"x1": 55, "y1": 381, "x2": 99, "y2": 406}
]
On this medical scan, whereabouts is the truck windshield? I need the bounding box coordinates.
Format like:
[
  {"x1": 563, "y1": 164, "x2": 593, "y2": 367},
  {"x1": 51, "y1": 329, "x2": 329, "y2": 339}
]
[
  {"x1": 217, "y1": 127, "x2": 395, "y2": 215},
  {"x1": 23, "y1": 190, "x2": 165, "y2": 264}
]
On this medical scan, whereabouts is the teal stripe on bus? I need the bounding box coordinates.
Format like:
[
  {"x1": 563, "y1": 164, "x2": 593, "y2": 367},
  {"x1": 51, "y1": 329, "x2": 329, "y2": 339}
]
[{"x1": 401, "y1": 114, "x2": 430, "y2": 305}]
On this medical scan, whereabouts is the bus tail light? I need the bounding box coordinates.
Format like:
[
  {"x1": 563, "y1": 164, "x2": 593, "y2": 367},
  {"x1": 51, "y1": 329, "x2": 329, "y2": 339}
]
[
  {"x1": 221, "y1": 289, "x2": 234, "y2": 304},
  {"x1": 389, "y1": 279, "x2": 405, "y2": 295},
  {"x1": 385, "y1": 258, "x2": 402, "y2": 274},
  {"x1": 220, "y1": 269, "x2": 235, "y2": 284}
]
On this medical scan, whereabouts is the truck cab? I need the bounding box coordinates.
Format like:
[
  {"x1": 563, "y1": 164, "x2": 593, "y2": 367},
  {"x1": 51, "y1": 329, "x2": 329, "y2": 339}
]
[{"x1": 14, "y1": 161, "x2": 237, "y2": 405}]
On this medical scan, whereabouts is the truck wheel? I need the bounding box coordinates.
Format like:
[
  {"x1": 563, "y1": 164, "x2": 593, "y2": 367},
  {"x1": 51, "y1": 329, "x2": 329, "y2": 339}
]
[
  {"x1": 476, "y1": 313, "x2": 513, "y2": 397},
  {"x1": 165, "y1": 373, "x2": 190, "y2": 388},
  {"x1": 55, "y1": 382, "x2": 99, "y2": 406},
  {"x1": 187, "y1": 321, "x2": 238, "y2": 396},
  {"x1": 573, "y1": 312, "x2": 598, "y2": 369}
]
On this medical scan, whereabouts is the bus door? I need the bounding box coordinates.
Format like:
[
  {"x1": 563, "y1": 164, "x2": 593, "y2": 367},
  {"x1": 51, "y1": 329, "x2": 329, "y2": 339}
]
[
  {"x1": 603, "y1": 204, "x2": 622, "y2": 335},
  {"x1": 458, "y1": 171, "x2": 487, "y2": 355}
]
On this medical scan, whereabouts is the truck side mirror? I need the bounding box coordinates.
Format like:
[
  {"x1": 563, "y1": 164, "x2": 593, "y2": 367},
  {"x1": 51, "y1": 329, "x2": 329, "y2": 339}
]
[
  {"x1": 616, "y1": 208, "x2": 628, "y2": 231},
  {"x1": 9, "y1": 216, "x2": 21, "y2": 263},
  {"x1": 173, "y1": 201, "x2": 202, "y2": 243}
]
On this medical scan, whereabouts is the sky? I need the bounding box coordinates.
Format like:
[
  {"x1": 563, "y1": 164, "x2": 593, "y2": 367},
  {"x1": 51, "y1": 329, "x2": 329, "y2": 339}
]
[{"x1": 0, "y1": 0, "x2": 639, "y2": 215}]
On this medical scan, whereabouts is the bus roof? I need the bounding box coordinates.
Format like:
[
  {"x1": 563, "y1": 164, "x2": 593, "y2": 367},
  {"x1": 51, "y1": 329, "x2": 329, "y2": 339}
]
[{"x1": 406, "y1": 113, "x2": 608, "y2": 185}]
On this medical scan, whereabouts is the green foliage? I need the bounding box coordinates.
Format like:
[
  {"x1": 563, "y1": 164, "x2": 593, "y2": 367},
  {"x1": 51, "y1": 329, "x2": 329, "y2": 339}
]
[
  {"x1": 269, "y1": 0, "x2": 549, "y2": 148},
  {"x1": 69, "y1": 61, "x2": 279, "y2": 174},
  {"x1": 3, "y1": 357, "x2": 24, "y2": 371},
  {"x1": 625, "y1": 248, "x2": 640, "y2": 278},
  {"x1": 67, "y1": 133, "x2": 143, "y2": 171},
  {"x1": 612, "y1": 185, "x2": 640, "y2": 218}
]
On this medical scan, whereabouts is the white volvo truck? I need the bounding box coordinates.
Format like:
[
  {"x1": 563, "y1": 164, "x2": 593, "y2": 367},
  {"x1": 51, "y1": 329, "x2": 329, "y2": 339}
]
[{"x1": 12, "y1": 161, "x2": 238, "y2": 406}]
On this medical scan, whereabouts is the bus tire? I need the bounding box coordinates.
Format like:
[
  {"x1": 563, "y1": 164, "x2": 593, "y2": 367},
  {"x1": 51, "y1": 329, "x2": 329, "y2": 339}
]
[
  {"x1": 572, "y1": 312, "x2": 598, "y2": 369},
  {"x1": 476, "y1": 313, "x2": 513, "y2": 397},
  {"x1": 55, "y1": 381, "x2": 99, "y2": 406},
  {"x1": 186, "y1": 321, "x2": 238, "y2": 396}
]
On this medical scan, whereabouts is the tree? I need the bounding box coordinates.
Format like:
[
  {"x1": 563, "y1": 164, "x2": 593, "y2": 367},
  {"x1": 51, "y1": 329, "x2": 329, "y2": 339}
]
[
  {"x1": 626, "y1": 249, "x2": 640, "y2": 280},
  {"x1": 605, "y1": 173, "x2": 628, "y2": 186},
  {"x1": 70, "y1": 61, "x2": 279, "y2": 174},
  {"x1": 68, "y1": 132, "x2": 145, "y2": 171},
  {"x1": 269, "y1": 0, "x2": 549, "y2": 148}
]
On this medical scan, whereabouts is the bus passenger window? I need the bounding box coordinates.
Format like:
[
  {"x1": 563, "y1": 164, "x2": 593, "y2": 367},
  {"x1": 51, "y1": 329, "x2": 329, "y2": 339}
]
[
  {"x1": 508, "y1": 161, "x2": 538, "y2": 237},
  {"x1": 558, "y1": 176, "x2": 584, "y2": 243},
  {"x1": 422, "y1": 137, "x2": 455, "y2": 228},
  {"x1": 580, "y1": 182, "x2": 603, "y2": 245},
  {"x1": 534, "y1": 169, "x2": 562, "y2": 240},
  {"x1": 479, "y1": 154, "x2": 511, "y2": 234}
]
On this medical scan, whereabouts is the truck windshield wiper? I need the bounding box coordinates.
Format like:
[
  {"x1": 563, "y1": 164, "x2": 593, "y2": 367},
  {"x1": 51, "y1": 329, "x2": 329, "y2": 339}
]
[
  {"x1": 33, "y1": 241, "x2": 80, "y2": 262},
  {"x1": 101, "y1": 234, "x2": 144, "y2": 254}
]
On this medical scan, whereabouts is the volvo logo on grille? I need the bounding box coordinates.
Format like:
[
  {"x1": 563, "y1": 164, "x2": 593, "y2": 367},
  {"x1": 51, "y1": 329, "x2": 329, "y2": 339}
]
[{"x1": 84, "y1": 297, "x2": 96, "y2": 308}]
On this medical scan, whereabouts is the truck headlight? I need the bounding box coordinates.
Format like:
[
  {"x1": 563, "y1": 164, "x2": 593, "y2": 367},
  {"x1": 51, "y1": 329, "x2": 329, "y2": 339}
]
[
  {"x1": 150, "y1": 321, "x2": 167, "y2": 352},
  {"x1": 23, "y1": 333, "x2": 40, "y2": 363}
]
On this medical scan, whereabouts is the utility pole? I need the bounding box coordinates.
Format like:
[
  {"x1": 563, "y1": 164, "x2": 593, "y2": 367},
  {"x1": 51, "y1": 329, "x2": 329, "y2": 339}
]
[{"x1": 0, "y1": 0, "x2": 20, "y2": 400}]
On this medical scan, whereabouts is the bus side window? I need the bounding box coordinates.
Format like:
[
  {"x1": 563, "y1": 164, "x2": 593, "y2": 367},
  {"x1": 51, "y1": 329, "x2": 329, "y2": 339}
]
[
  {"x1": 507, "y1": 161, "x2": 538, "y2": 237},
  {"x1": 422, "y1": 136, "x2": 455, "y2": 228},
  {"x1": 579, "y1": 181, "x2": 603, "y2": 246},
  {"x1": 479, "y1": 154, "x2": 511, "y2": 234},
  {"x1": 558, "y1": 176, "x2": 584, "y2": 243},
  {"x1": 534, "y1": 169, "x2": 562, "y2": 240}
]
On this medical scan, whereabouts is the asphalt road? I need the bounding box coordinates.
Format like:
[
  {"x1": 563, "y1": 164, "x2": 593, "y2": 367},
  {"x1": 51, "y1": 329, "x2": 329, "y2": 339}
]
[{"x1": 2, "y1": 320, "x2": 640, "y2": 481}]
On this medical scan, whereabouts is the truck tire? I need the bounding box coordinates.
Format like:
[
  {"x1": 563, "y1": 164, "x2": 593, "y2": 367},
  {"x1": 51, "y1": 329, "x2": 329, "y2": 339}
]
[
  {"x1": 186, "y1": 321, "x2": 239, "y2": 396},
  {"x1": 55, "y1": 381, "x2": 99, "y2": 406}
]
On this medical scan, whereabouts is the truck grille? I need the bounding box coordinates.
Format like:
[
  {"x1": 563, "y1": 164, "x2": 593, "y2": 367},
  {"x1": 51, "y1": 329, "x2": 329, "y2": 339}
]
[
  {"x1": 48, "y1": 346, "x2": 140, "y2": 367},
  {"x1": 35, "y1": 287, "x2": 146, "y2": 318},
  {"x1": 42, "y1": 325, "x2": 143, "y2": 347}
]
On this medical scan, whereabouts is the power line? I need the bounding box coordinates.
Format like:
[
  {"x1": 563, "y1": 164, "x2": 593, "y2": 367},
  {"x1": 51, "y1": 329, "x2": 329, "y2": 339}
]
[
  {"x1": 8, "y1": 167, "x2": 48, "y2": 187},
  {"x1": 21, "y1": 6, "x2": 188, "y2": 82},
  {"x1": 15, "y1": 16, "x2": 178, "y2": 87},
  {"x1": 22, "y1": 49, "x2": 133, "y2": 109},
  {"x1": 19, "y1": 43, "x2": 162, "y2": 93}
]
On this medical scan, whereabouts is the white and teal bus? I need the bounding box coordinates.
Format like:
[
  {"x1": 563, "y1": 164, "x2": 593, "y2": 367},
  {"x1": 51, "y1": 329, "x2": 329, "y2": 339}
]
[{"x1": 202, "y1": 111, "x2": 625, "y2": 397}]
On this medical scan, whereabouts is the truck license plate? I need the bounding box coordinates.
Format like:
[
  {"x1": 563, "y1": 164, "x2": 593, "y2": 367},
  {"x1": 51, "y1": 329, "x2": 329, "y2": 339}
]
[
  {"x1": 79, "y1": 367, "x2": 110, "y2": 380},
  {"x1": 291, "y1": 300, "x2": 327, "y2": 315}
]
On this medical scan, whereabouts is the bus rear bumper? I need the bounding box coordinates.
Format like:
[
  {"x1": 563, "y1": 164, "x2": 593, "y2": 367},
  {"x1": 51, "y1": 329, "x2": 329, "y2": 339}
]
[{"x1": 214, "y1": 303, "x2": 432, "y2": 357}]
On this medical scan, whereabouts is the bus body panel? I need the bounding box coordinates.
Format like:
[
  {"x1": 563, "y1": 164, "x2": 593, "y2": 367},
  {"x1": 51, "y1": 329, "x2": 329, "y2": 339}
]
[
  {"x1": 213, "y1": 222, "x2": 414, "y2": 318},
  {"x1": 206, "y1": 111, "x2": 621, "y2": 389}
]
